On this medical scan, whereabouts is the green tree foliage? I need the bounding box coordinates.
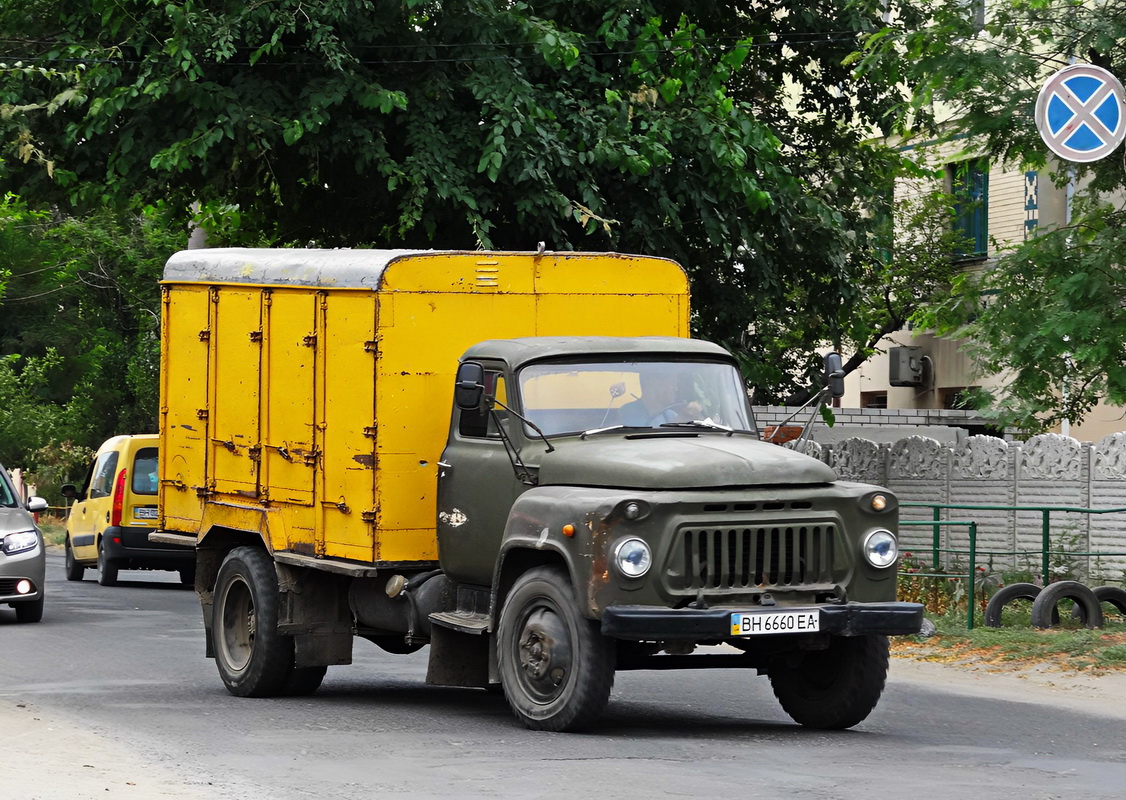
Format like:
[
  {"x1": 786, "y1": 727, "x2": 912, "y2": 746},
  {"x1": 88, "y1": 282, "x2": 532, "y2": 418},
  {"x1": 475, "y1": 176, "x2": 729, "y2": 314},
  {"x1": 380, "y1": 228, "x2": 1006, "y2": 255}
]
[
  {"x1": 0, "y1": 195, "x2": 182, "y2": 479},
  {"x1": 857, "y1": 0, "x2": 1126, "y2": 431},
  {"x1": 0, "y1": 0, "x2": 933, "y2": 403}
]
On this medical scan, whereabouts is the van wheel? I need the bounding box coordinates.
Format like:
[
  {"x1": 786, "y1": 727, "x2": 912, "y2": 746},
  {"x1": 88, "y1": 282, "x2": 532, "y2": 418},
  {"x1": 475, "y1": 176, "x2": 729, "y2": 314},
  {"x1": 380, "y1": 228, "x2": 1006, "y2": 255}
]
[
  {"x1": 97, "y1": 540, "x2": 119, "y2": 587},
  {"x1": 15, "y1": 595, "x2": 44, "y2": 623},
  {"x1": 769, "y1": 634, "x2": 889, "y2": 730},
  {"x1": 64, "y1": 540, "x2": 85, "y2": 582},
  {"x1": 213, "y1": 546, "x2": 295, "y2": 697},
  {"x1": 497, "y1": 566, "x2": 615, "y2": 732}
]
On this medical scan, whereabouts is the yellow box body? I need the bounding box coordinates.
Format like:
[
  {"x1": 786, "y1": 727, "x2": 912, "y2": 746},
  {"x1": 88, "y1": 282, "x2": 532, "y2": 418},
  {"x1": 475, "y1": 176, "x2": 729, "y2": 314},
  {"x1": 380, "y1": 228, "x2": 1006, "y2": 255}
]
[{"x1": 159, "y1": 249, "x2": 688, "y2": 567}]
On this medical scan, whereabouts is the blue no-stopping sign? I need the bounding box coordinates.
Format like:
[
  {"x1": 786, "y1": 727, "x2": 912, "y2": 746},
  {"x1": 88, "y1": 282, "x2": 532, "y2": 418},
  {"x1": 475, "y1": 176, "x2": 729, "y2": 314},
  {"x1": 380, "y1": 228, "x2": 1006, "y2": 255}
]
[{"x1": 1035, "y1": 64, "x2": 1126, "y2": 163}]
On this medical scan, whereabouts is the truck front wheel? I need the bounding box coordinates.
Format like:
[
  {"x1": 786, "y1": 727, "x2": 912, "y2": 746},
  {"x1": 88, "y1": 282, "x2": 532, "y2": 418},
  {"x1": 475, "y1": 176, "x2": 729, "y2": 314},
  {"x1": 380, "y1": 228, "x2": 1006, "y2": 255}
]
[
  {"x1": 768, "y1": 634, "x2": 889, "y2": 730},
  {"x1": 213, "y1": 546, "x2": 295, "y2": 697},
  {"x1": 497, "y1": 566, "x2": 615, "y2": 732}
]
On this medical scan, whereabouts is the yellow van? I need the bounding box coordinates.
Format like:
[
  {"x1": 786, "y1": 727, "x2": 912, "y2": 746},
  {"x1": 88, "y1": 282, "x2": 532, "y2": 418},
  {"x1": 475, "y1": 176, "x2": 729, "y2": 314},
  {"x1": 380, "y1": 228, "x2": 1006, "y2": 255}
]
[{"x1": 62, "y1": 435, "x2": 193, "y2": 586}]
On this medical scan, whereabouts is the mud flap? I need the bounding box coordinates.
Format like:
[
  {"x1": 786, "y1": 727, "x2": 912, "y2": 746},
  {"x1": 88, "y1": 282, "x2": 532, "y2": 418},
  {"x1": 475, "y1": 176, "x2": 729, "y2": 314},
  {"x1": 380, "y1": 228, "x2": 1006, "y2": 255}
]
[{"x1": 426, "y1": 626, "x2": 491, "y2": 688}]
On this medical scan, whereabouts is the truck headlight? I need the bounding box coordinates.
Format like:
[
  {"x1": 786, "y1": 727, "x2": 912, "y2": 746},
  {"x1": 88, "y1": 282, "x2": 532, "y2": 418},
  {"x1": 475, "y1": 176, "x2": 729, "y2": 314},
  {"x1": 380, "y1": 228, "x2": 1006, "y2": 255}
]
[
  {"x1": 863, "y1": 529, "x2": 898, "y2": 568},
  {"x1": 2, "y1": 530, "x2": 39, "y2": 555},
  {"x1": 614, "y1": 538, "x2": 652, "y2": 578}
]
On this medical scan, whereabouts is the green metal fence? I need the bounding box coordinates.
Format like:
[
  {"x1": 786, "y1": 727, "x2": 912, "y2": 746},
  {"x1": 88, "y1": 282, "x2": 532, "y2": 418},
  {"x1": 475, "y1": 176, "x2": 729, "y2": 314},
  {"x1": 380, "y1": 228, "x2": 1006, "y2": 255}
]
[{"x1": 900, "y1": 501, "x2": 1126, "y2": 630}]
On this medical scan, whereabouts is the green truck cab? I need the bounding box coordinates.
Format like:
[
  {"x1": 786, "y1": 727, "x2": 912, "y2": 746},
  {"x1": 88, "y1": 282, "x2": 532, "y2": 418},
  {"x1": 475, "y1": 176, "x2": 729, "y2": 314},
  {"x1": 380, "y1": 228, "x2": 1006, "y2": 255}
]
[{"x1": 436, "y1": 337, "x2": 921, "y2": 731}]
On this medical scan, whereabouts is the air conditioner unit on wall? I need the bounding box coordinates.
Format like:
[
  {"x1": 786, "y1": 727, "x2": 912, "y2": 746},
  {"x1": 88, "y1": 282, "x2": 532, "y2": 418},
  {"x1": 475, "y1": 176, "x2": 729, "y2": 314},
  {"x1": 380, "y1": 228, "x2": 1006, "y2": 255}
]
[{"x1": 889, "y1": 346, "x2": 925, "y2": 387}]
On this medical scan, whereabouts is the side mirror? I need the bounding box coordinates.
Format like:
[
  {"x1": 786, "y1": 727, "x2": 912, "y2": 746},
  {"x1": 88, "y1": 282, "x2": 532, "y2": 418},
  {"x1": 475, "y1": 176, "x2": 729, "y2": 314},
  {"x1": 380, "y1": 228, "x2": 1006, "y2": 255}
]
[
  {"x1": 823, "y1": 352, "x2": 845, "y2": 399},
  {"x1": 26, "y1": 496, "x2": 48, "y2": 513},
  {"x1": 60, "y1": 484, "x2": 79, "y2": 500},
  {"x1": 454, "y1": 362, "x2": 486, "y2": 410}
]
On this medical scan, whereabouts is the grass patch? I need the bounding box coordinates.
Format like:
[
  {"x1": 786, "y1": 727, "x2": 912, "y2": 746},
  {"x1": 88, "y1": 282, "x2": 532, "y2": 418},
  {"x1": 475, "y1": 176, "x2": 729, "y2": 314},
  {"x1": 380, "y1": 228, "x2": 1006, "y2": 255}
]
[
  {"x1": 892, "y1": 615, "x2": 1126, "y2": 672},
  {"x1": 37, "y1": 516, "x2": 67, "y2": 547}
]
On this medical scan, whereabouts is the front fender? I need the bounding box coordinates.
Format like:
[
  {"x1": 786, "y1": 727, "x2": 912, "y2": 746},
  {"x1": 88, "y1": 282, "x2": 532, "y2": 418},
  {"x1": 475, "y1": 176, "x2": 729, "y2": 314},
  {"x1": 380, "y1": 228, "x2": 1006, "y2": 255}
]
[{"x1": 493, "y1": 485, "x2": 634, "y2": 620}]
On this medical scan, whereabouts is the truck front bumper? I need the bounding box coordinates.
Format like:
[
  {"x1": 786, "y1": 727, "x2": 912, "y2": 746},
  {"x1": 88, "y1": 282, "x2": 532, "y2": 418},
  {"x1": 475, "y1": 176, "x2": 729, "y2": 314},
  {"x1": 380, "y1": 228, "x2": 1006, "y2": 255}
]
[{"x1": 601, "y1": 601, "x2": 925, "y2": 640}]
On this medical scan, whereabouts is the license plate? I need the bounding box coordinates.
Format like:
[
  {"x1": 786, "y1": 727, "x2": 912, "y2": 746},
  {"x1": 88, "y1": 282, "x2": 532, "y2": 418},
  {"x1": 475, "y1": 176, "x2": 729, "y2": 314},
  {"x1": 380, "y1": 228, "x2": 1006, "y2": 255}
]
[
  {"x1": 134, "y1": 507, "x2": 158, "y2": 520},
  {"x1": 730, "y1": 610, "x2": 820, "y2": 636}
]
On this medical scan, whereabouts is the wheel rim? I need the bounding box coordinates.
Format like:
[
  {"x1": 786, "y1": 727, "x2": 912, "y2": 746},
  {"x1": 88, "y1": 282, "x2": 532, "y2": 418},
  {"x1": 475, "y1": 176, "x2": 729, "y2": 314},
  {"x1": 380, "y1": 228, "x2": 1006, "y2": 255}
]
[
  {"x1": 513, "y1": 600, "x2": 573, "y2": 704},
  {"x1": 218, "y1": 577, "x2": 256, "y2": 673}
]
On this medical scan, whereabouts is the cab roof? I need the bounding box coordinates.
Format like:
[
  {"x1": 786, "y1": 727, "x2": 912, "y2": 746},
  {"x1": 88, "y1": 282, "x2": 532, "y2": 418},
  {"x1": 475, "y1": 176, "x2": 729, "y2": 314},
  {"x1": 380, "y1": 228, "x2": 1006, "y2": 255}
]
[{"x1": 461, "y1": 337, "x2": 734, "y2": 369}]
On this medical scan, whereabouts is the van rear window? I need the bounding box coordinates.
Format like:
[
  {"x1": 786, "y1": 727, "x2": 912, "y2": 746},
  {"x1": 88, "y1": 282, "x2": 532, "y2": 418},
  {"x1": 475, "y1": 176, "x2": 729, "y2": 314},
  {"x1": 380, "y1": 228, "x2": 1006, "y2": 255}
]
[{"x1": 132, "y1": 448, "x2": 159, "y2": 495}]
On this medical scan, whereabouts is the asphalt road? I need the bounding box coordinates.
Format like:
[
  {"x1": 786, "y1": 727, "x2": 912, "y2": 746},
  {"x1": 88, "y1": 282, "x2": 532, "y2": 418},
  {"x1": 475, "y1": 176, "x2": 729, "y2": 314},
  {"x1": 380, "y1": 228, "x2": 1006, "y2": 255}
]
[{"x1": 2, "y1": 550, "x2": 1125, "y2": 800}]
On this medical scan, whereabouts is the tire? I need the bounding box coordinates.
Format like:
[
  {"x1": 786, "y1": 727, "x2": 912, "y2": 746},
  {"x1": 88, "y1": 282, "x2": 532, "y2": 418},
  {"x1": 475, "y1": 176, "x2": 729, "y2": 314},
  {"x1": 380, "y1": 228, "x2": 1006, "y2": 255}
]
[
  {"x1": 64, "y1": 539, "x2": 85, "y2": 582},
  {"x1": 1093, "y1": 585, "x2": 1126, "y2": 617},
  {"x1": 281, "y1": 666, "x2": 327, "y2": 697},
  {"x1": 497, "y1": 566, "x2": 616, "y2": 732},
  {"x1": 983, "y1": 583, "x2": 1042, "y2": 628},
  {"x1": 15, "y1": 595, "x2": 44, "y2": 623},
  {"x1": 213, "y1": 546, "x2": 295, "y2": 697},
  {"x1": 97, "y1": 539, "x2": 119, "y2": 587},
  {"x1": 1031, "y1": 581, "x2": 1104, "y2": 629},
  {"x1": 769, "y1": 634, "x2": 889, "y2": 730}
]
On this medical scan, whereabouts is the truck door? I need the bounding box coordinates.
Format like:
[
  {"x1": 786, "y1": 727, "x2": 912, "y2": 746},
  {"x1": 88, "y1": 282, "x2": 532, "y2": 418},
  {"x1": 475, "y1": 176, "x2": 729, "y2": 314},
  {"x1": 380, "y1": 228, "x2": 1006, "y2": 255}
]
[{"x1": 437, "y1": 367, "x2": 519, "y2": 586}]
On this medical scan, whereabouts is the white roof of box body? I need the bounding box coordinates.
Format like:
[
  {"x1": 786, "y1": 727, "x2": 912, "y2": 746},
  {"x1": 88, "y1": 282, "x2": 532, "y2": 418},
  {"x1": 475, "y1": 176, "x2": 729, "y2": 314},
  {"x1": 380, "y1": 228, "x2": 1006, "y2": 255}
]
[{"x1": 163, "y1": 248, "x2": 435, "y2": 289}]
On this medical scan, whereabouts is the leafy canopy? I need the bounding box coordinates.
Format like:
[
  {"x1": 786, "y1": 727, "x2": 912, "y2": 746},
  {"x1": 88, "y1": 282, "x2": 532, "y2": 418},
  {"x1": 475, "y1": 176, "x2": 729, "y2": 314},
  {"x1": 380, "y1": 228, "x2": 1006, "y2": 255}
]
[{"x1": 1, "y1": 1, "x2": 933, "y2": 408}]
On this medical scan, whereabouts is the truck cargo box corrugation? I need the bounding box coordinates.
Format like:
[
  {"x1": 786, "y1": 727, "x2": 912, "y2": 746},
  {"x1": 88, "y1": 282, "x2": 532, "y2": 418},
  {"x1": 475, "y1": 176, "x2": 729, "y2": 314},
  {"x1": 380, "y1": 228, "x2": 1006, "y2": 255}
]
[{"x1": 158, "y1": 249, "x2": 688, "y2": 566}]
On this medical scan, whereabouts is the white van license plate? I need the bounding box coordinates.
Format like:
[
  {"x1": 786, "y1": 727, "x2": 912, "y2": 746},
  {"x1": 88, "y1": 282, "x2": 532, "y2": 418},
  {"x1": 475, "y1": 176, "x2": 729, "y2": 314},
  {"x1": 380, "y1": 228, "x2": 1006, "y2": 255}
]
[
  {"x1": 730, "y1": 610, "x2": 820, "y2": 636},
  {"x1": 135, "y1": 507, "x2": 158, "y2": 520}
]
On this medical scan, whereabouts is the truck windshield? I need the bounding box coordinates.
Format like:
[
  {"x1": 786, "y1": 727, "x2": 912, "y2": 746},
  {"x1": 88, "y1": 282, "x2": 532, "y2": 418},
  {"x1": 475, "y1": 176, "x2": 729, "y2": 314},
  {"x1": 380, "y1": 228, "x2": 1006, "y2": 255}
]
[{"x1": 517, "y1": 360, "x2": 754, "y2": 436}]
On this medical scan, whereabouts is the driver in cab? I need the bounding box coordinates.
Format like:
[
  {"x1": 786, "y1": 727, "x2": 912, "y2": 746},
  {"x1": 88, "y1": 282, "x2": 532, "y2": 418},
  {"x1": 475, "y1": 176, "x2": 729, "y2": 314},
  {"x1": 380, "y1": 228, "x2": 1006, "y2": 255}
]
[{"x1": 618, "y1": 367, "x2": 702, "y2": 427}]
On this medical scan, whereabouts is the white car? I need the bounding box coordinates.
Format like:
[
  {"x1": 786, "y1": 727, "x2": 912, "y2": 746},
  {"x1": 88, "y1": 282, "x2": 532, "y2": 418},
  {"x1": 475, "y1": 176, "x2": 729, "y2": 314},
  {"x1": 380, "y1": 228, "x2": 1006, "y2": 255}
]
[{"x1": 0, "y1": 464, "x2": 47, "y2": 623}]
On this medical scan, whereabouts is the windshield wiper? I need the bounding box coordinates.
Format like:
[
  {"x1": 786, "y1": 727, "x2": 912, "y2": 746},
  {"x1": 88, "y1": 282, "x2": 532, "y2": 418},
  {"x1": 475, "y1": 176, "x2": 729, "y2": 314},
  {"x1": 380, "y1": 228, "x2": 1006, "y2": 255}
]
[
  {"x1": 580, "y1": 424, "x2": 628, "y2": 438},
  {"x1": 658, "y1": 418, "x2": 736, "y2": 435}
]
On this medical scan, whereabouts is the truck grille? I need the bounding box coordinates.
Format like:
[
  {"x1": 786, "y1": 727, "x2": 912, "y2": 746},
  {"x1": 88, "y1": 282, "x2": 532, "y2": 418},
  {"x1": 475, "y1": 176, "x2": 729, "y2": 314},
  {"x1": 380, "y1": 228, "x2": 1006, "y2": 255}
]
[{"x1": 676, "y1": 524, "x2": 836, "y2": 591}]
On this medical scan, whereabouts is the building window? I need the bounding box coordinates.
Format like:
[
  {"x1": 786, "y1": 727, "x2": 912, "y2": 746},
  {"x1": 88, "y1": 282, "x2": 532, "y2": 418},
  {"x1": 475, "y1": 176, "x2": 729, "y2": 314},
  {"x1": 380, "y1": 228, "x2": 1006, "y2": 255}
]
[
  {"x1": 949, "y1": 158, "x2": 989, "y2": 259},
  {"x1": 861, "y1": 392, "x2": 888, "y2": 409},
  {"x1": 940, "y1": 387, "x2": 978, "y2": 410}
]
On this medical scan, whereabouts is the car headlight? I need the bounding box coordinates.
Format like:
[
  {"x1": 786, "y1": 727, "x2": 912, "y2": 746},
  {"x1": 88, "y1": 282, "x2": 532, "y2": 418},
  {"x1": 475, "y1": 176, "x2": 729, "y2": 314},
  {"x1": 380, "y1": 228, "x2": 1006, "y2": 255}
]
[
  {"x1": 613, "y1": 538, "x2": 652, "y2": 578},
  {"x1": 2, "y1": 530, "x2": 39, "y2": 555},
  {"x1": 863, "y1": 529, "x2": 898, "y2": 568}
]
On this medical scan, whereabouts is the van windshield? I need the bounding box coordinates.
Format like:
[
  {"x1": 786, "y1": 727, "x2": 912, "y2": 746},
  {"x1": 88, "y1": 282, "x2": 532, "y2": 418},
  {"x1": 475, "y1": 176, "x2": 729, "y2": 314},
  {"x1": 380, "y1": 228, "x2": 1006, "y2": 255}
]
[{"x1": 517, "y1": 359, "x2": 754, "y2": 436}]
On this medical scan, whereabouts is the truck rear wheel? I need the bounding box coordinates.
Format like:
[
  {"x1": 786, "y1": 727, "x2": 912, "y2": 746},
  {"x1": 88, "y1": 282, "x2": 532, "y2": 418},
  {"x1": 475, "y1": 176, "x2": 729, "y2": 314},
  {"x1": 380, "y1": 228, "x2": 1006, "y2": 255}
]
[
  {"x1": 769, "y1": 634, "x2": 889, "y2": 730},
  {"x1": 213, "y1": 546, "x2": 295, "y2": 697},
  {"x1": 497, "y1": 566, "x2": 615, "y2": 732}
]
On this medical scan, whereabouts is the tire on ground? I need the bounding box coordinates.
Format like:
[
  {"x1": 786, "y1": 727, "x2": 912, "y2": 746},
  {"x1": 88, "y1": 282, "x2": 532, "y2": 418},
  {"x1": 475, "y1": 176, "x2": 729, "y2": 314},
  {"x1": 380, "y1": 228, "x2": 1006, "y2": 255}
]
[
  {"x1": 212, "y1": 546, "x2": 297, "y2": 697},
  {"x1": 1093, "y1": 585, "x2": 1126, "y2": 617},
  {"x1": 97, "y1": 539, "x2": 119, "y2": 587},
  {"x1": 1031, "y1": 580, "x2": 1103, "y2": 629},
  {"x1": 281, "y1": 666, "x2": 328, "y2": 696},
  {"x1": 497, "y1": 565, "x2": 616, "y2": 732},
  {"x1": 768, "y1": 634, "x2": 889, "y2": 730},
  {"x1": 983, "y1": 583, "x2": 1041, "y2": 628},
  {"x1": 15, "y1": 594, "x2": 44, "y2": 623},
  {"x1": 64, "y1": 539, "x2": 85, "y2": 582}
]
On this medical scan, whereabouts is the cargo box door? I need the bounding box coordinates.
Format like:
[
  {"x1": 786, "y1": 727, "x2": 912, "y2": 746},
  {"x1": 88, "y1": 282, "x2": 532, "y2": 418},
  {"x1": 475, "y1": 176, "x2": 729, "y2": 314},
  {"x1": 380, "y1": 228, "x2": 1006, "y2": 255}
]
[
  {"x1": 262, "y1": 291, "x2": 317, "y2": 507},
  {"x1": 160, "y1": 286, "x2": 211, "y2": 530},
  {"x1": 318, "y1": 293, "x2": 377, "y2": 561},
  {"x1": 209, "y1": 289, "x2": 262, "y2": 498}
]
